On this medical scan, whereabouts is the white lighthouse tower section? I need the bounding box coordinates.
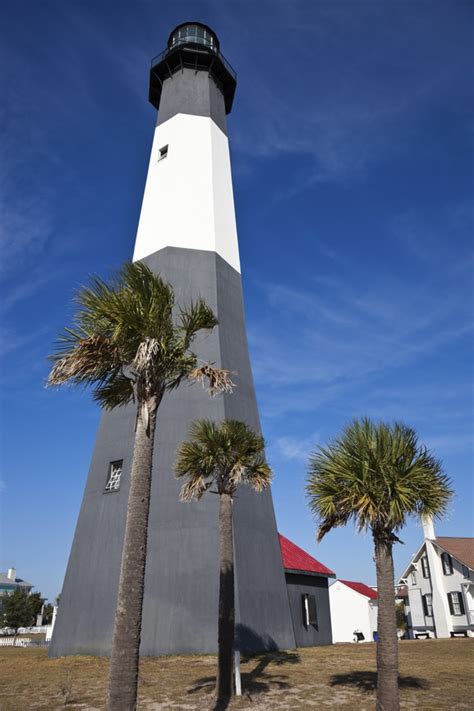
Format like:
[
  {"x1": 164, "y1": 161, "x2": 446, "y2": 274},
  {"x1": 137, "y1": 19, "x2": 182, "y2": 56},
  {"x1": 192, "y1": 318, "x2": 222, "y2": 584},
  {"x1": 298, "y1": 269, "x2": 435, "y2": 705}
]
[{"x1": 133, "y1": 113, "x2": 241, "y2": 273}]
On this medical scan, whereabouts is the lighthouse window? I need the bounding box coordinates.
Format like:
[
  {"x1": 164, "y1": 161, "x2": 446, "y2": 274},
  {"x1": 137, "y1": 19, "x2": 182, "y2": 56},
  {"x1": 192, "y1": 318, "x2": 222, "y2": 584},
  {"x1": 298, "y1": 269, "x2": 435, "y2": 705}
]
[
  {"x1": 170, "y1": 25, "x2": 215, "y2": 51},
  {"x1": 105, "y1": 460, "x2": 123, "y2": 492},
  {"x1": 158, "y1": 145, "x2": 168, "y2": 162}
]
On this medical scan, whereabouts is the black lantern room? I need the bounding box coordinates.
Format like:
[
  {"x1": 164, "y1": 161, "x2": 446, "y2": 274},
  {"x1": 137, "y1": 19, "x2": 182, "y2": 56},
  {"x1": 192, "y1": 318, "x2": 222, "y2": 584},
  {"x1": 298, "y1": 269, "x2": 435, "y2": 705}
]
[{"x1": 149, "y1": 22, "x2": 237, "y2": 114}]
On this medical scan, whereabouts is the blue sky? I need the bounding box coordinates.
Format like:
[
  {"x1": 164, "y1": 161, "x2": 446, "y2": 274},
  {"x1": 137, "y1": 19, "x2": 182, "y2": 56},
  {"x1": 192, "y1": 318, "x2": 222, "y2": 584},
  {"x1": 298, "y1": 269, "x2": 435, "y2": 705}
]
[{"x1": 1, "y1": 0, "x2": 473, "y2": 603}]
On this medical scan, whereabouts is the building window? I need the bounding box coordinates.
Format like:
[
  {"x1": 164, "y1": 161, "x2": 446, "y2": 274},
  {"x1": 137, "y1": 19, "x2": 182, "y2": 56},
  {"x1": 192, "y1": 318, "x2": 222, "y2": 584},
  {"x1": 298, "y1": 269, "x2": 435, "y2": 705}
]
[
  {"x1": 421, "y1": 556, "x2": 430, "y2": 578},
  {"x1": 411, "y1": 571, "x2": 417, "y2": 585},
  {"x1": 302, "y1": 594, "x2": 317, "y2": 628},
  {"x1": 422, "y1": 594, "x2": 433, "y2": 617},
  {"x1": 105, "y1": 460, "x2": 123, "y2": 492},
  {"x1": 448, "y1": 591, "x2": 465, "y2": 616},
  {"x1": 441, "y1": 552, "x2": 453, "y2": 575},
  {"x1": 158, "y1": 145, "x2": 168, "y2": 161}
]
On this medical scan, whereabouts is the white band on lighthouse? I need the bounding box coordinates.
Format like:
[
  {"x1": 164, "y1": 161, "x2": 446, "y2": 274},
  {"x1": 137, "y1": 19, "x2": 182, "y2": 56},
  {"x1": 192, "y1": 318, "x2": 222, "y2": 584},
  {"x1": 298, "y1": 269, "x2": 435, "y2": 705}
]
[{"x1": 133, "y1": 113, "x2": 241, "y2": 273}]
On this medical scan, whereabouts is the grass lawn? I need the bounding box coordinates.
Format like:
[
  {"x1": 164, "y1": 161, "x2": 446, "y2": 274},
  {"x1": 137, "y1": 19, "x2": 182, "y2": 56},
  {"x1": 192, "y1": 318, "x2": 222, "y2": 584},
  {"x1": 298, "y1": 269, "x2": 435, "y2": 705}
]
[{"x1": 0, "y1": 638, "x2": 472, "y2": 709}]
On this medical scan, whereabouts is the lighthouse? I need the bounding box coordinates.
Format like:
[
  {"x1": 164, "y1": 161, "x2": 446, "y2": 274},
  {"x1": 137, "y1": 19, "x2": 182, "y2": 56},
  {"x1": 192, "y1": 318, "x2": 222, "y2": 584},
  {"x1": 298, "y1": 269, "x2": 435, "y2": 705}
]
[{"x1": 50, "y1": 23, "x2": 296, "y2": 657}]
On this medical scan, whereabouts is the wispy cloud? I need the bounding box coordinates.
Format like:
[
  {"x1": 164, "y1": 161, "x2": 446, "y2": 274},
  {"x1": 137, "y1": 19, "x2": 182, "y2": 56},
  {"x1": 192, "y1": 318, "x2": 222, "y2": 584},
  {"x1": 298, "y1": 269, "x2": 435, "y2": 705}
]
[
  {"x1": 251, "y1": 276, "x2": 472, "y2": 392},
  {"x1": 0, "y1": 84, "x2": 55, "y2": 275},
  {"x1": 0, "y1": 324, "x2": 50, "y2": 360},
  {"x1": 0, "y1": 275, "x2": 51, "y2": 313},
  {"x1": 423, "y1": 433, "x2": 474, "y2": 454},
  {"x1": 0, "y1": 194, "x2": 53, "y2": 276},
  {"x1": 273, "y1": 431, "x2": 320, "y2": 462},
  {"x1": 0, "y1": 5, "x2": 152, "y2": 282},
  {"x1": 248, "y1": 200, "x2": 472, "y2": 424},
  {"x1": 223, "y1": 1, "x2": 472, "y2": 192},
  {"x1": 358, "y1": 382, "x2": 473, "y2": 425},
  {"x1": 390, "y1": 202, "x2": 474, "y2": 267}
]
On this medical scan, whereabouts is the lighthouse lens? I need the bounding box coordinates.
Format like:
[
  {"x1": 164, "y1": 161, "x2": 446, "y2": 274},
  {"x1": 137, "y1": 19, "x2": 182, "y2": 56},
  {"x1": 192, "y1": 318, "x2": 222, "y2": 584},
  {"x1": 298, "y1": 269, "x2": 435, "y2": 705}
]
[{"x1": 169, "y1": 24, "x2": 217, "y2": 52}]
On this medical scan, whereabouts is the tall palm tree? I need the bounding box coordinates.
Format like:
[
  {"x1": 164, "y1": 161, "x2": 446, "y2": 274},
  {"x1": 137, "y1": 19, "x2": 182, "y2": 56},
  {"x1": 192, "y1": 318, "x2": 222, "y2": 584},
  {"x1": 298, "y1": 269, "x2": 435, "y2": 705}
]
[
  {"x1": 47, "y1": 262, "x2": 233, "y2": 711},
  {"x1": 175, "y1": 419, "x2": 272, "y2": 705},
  {"x1": 306, "y1": 418, "x2": 452, "y2": 711}
]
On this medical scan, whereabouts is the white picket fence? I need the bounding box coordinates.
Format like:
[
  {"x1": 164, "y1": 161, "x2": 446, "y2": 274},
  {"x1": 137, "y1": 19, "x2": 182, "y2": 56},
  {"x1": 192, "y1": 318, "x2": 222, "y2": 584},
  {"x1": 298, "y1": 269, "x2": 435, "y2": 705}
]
[
  {"x1": 0, "y1": 634, "x2": 51, "y2": 648},
  {"x1": 1, "y1": 625, "x2": 49, "y2": 635},
  {"x1": 0, "y1": 637, "x2": 31, "y2": 647}
]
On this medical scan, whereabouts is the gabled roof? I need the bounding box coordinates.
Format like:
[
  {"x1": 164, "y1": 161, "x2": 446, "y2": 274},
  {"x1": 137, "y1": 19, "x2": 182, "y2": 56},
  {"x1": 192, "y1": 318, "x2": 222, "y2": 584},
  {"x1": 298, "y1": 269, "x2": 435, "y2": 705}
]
[
  {"x1": 0, "y1": 572, "x2": 33, "y2": 588},
  {"x1": 339, "y1": 579, "x2": 378, "y2": 600},
  {"x1": 399, "y1": 541, "x2": 426, "y2": 580},
  {"x1": 399, "y1": 536, "x2": 474, "y2": 581},
  {"x1": 435, "y1": 537, "x2": 474, "y2": 570},
  {"x1": 279, "y1": 534, "x2": 335, "y2": 578}
]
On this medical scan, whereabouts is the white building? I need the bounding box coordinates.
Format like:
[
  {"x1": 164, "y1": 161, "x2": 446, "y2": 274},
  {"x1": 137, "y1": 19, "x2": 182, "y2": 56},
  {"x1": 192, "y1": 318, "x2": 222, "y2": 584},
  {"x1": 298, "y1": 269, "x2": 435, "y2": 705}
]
[
  {"x1": 400, "y1": 517, "x2": 474, "y2": 638},
  {"x1": 0, "y1": 568, "x2": 33, "y2": 606},
  {"x1": 329, "y1": 579, "x2": 378, "y2": 643}
]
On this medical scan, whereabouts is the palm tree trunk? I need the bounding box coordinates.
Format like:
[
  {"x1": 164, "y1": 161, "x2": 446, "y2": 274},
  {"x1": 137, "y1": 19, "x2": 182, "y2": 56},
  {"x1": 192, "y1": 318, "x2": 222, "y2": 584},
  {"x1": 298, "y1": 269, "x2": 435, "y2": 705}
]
[
  {"x1": 374, "y1": 534, "x2": 399, "y2": 711},
  {"x1": 216, "y1": 492, "x2": 235, "y2": 703},
  {"x1": 106, "y1": 397, "x2": 159, "y2": 711}
]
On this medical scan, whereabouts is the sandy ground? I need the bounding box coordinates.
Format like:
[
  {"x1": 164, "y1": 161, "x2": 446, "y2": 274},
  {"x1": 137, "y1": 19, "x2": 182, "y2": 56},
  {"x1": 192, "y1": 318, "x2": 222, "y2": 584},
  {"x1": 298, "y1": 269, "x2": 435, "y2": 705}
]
[{"x1": 1, "y1": 638, "x2": 472, "y2": 710}]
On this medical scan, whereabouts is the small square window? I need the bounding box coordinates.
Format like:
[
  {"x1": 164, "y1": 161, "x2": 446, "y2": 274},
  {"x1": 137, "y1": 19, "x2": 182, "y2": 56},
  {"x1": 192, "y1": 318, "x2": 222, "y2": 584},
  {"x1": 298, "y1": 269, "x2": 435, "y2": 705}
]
[
  {"x1": 105, "y1": 460, "x2": 123, "y2": 492},
  {"x1": 158, "y1": 145, "x2": 168, "y2": 161}
]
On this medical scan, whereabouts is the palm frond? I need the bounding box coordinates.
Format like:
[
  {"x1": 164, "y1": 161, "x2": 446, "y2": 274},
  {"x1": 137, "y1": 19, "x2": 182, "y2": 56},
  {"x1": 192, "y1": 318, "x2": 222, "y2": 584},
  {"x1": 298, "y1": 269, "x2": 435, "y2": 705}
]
[
  {"x1": 187, "y1": 363, "x2": 235, "y2": 397},
  {"x1": 92, "y1": 373, "x2": 135, "y2": 409},
  {"x1": 306, "y1": 418, "x2": 453, "y2": 539},
  {"x1": 175, "y1": 419, "x2": 271, "y2": 498},
  {"x1": 179, "y1": 476, "x2": 212, "y2": 502},
  {"x1": 47, "y1": 333, "x2": 121, "y2": 386},
  {"x1": 47, "y1": 261, "x2": 228, "y2": 411},
  {"x1": 240, "y1": 456, "x2": 272, "y2": 492},
  {"x1": 178, "y1": 299, "x2": 218, "y2": 349}
]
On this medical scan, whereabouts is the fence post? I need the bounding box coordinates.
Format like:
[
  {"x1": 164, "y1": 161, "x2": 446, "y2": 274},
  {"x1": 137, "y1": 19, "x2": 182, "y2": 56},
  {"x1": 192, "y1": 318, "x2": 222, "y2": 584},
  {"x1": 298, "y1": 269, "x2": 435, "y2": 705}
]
[{"x1": 234, "y1": 650, "x2": 242, "y2": 696}]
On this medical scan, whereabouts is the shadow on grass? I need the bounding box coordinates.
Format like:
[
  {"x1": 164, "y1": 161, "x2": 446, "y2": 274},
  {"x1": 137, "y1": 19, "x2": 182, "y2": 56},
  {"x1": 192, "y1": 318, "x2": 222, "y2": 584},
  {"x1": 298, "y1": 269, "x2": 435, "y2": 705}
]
[
  {"x1": 241, "y1": 648, "x2": 301, "y2": 691},
  {"x1": 330, "y1": 671, "x2": 430, "y2": 693},
  {"x1": 188, "y1": 652, "x2": 299, "y2": 707},
  {"x1": 188, "y1": 626, "x2": 301, "y2": 710}
]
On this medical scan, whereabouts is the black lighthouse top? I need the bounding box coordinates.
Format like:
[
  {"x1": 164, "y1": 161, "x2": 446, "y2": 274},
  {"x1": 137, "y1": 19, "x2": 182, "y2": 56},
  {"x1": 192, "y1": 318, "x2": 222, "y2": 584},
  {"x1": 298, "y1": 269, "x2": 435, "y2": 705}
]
[
  {"x1": 149, "y1": 22, "x2": 237, "y2": 114},
  {"x1": 167, "y1": 23, "x2": 220, "y2": 52}
]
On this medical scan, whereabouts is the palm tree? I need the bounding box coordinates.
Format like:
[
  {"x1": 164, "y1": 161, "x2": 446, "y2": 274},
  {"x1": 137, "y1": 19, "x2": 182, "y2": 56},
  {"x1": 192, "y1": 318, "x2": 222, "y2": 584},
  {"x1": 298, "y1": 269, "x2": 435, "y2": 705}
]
[
  {"x1": 47, "y1": 262, "x2": 234, "y2": 711},
  {"x1": 306, "y1": 418, "x2": 452, "y2": 711},
  {"x1": 175, "y1": 419, "x2": 272, "y2": 705}
]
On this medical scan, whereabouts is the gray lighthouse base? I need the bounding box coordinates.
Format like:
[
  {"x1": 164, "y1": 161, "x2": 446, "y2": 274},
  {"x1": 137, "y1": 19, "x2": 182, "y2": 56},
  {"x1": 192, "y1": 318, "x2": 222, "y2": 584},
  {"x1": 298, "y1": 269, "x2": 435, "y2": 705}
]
[{"x1": 50, "y1": 247, "x2": 296, "y2": 658}]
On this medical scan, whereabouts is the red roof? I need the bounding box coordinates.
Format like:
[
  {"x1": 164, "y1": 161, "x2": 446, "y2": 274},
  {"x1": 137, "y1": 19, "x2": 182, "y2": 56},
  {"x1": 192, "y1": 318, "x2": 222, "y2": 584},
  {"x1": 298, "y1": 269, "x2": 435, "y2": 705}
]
[
  {"x1": 340, "y1": 580, "x2": 378, "y2": 600},
  {"x1": 278, "y1": 534, "x2": 335, "y2": 577}
]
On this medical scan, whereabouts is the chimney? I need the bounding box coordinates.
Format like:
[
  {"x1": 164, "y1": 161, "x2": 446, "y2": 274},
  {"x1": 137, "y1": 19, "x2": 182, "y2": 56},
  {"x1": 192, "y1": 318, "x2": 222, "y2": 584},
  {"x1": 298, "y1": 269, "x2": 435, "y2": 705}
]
[
  {"x1": 421, "y1": 515, "x2": 435, "y2": 540},
  {"x1": 7, "y1": 567, "x2": 16, "y2": 581}
]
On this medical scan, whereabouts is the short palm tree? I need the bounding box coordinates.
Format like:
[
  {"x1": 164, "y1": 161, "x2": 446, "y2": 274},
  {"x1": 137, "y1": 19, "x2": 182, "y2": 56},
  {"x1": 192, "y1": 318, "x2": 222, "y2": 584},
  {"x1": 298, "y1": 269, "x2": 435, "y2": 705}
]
[
  {"x1": 47, "y1": 262, "x2": 233, "y2": 711},
  {"x1": 306, "y1": 418, "x2": 452, "y2": 711},
  {"x1": 175, "y1": 419, "x2": 272, "y2": 704}
]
